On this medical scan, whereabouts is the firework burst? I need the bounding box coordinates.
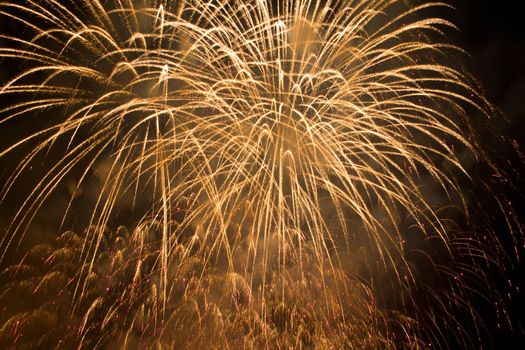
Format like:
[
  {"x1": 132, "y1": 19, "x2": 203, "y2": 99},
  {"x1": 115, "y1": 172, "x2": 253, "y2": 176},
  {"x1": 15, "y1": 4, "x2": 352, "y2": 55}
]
[{"x1": 0, "y1": 0, "x2": 521, "y2": 348}]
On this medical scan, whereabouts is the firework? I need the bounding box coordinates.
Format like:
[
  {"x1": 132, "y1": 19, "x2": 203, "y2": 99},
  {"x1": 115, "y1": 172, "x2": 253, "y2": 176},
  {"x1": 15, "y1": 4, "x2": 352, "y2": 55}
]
[{"x1": 0, "y1": 0, "x2": 521, "y2": 348}]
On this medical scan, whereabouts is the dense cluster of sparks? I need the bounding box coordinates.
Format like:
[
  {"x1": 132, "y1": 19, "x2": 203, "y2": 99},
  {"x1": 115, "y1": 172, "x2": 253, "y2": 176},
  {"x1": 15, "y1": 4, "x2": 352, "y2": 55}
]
[{"x1": 0, "y1": 0, "x2": 520, "y2": 348}]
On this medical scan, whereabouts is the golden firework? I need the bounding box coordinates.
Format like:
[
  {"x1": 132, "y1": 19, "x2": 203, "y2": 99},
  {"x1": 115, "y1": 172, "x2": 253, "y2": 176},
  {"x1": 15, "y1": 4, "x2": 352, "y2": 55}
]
[{"x1": 0, "y1": 0, "x2": 518, "y2": 348}]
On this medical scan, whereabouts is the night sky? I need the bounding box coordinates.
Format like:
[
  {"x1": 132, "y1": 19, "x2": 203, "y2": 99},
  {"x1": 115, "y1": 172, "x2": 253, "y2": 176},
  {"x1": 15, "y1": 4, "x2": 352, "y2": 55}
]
[
  {"x1": 436, "y1": 2, "x2": 525, "y2": 347},
  {"x1": 1, "y1": 0, "x2": 525, "y2": 348},
  {"x1": 453, "y1": 0, "x2": 525, "y2": 144},
  {"x1": 459, "y1": 1, "x2": 525, "y2": 347}
]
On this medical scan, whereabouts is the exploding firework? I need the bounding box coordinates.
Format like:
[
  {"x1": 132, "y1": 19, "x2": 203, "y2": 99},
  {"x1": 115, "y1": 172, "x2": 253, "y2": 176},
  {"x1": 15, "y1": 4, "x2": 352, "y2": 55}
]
[{"x1": 0, "y1": 0, "x2": 522, "y2": 348}]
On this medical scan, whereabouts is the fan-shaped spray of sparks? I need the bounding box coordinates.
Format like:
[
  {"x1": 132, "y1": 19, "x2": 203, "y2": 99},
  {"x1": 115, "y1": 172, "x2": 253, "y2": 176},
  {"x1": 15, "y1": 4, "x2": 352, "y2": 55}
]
[{"x1": 0, "y1": 0, "x2": 520, "y2": 348}]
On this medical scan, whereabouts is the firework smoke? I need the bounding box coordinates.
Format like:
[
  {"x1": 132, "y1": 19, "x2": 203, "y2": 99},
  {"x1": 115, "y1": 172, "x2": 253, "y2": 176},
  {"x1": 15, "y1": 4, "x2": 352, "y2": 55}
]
[{"x1": 0, "y1": 0, "x2": 522, "y2": 348}]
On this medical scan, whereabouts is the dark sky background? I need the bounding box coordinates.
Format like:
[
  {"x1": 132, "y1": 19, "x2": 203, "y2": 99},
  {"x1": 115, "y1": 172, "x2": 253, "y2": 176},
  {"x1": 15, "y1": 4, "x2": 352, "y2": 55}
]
[
  {"x1": 0, "y1": 0, "x2": 524, "y2": 348},
  {"x1": 437, "y1": 2, "x2": 525, "y2": 347},
  {"x1": 453, "y1": 0, "x2": 525, "y2": 142},
  {"x1": 429, "y1": 1, "x2": 525, "y2": 347}
]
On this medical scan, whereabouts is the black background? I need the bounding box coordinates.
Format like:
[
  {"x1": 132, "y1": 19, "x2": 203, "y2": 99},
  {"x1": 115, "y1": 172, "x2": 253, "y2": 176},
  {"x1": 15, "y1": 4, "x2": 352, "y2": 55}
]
[
  {"x1": 453, "y1": 0, "x2": 525, "y2": 144},
  {"x1": 430, "y1": 1, "x2": 525, "y2": 347}
]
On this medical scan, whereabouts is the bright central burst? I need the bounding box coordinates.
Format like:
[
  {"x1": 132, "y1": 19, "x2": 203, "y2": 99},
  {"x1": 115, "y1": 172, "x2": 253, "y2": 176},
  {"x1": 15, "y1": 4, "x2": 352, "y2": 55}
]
[{"x1": 0, "y1": 0, "x2": 500, "y2": 348}]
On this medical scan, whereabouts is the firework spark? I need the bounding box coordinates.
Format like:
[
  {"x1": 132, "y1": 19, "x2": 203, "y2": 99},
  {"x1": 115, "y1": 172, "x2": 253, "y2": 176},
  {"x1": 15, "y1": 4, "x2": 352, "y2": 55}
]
[{"x1": 0, "y1": 0, "x2": 521, "y2": 348}]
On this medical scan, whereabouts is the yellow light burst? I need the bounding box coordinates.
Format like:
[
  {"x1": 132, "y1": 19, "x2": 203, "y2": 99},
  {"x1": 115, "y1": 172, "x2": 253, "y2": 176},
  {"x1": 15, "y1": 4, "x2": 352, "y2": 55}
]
[{"x1": 0, "y1": 0, "x2": 517, "y2": 348}]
